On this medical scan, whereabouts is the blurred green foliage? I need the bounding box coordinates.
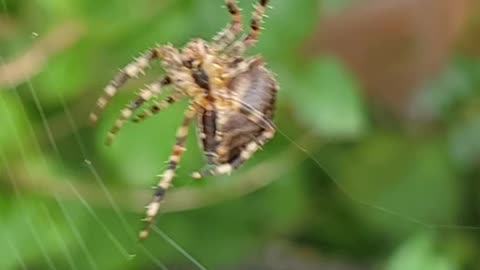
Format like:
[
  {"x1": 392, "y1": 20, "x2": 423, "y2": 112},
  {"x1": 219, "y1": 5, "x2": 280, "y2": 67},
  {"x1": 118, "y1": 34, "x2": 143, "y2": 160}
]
[{"x1": 1, "y1": 0, "x2": 480, "y2": 269}]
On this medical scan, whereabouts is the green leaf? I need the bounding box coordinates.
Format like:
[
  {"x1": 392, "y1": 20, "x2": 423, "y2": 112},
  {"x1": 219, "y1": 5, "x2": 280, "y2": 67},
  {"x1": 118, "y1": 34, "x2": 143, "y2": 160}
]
[
  {"x1": 386, "y1": 233, "x2": 457, "y2": 270},
  {"x1": 292, "y1": 56, "x2": 367, "y2": 138},
  {"x1": 448, "y1": 114, "x2": 480, "y2": 170},
  {"x1": 320, "y1": 132, "x2": 460, "y2": 239}
]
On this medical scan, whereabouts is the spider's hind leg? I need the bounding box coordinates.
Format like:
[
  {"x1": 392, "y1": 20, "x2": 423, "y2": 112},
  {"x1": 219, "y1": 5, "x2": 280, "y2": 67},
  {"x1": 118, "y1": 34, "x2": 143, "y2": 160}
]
[
  {"x1": 192, "y1": 94, "x2": 276, "y2": 179},
  {"x1": 191, "y1": 128, "x2": 275, "y2": 179}
]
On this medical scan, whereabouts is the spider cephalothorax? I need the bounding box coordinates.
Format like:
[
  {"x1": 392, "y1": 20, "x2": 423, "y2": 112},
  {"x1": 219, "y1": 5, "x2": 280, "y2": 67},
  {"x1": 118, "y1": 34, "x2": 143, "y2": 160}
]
[{"x1": 90, "y1": 0, "x2": 277, "y2": 240}]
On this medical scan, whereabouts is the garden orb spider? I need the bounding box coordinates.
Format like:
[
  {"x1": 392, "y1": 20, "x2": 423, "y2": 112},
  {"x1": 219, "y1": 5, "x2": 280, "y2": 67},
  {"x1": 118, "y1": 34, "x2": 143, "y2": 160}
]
[{"x1": 90, "y1": 0, "x2": 278, "y2": 240}]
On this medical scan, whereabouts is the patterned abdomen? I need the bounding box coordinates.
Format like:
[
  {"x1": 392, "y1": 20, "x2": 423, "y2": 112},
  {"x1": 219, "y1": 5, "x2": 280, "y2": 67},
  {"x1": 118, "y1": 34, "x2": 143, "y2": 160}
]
[{"x1": 219, "y1": 62, "x2": 278, "y2": 163}]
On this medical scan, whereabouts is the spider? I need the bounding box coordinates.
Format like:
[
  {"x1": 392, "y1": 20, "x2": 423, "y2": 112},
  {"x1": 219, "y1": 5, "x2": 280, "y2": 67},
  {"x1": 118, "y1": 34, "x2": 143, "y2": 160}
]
[{"x1": 90, "y1": 0, "x2": 278, "y2": 240}]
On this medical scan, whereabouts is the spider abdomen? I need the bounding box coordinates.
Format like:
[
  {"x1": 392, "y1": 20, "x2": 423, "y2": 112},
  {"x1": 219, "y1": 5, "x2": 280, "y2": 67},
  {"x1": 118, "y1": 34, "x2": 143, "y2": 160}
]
[{"x1": 214, "y1": 61, "x2": 278, "y2": 163}]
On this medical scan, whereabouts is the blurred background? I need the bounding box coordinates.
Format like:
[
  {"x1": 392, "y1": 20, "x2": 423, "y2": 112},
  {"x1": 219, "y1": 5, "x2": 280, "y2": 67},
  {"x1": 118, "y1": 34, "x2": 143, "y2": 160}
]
[{"x1": 1, "y1": 0, "x2": 480, "y2": 269}]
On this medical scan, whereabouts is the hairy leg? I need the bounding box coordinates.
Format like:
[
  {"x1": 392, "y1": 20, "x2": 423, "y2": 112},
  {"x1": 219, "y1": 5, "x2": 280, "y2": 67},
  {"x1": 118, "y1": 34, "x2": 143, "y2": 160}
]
[
  {"x1": 139, "y1": 103, "x2": 197, "y2": 240},
  {"x1": 192, "y1": 95, "x2": 276, "y2": 179},
  {"x1": 212, "y1": 0, "x2": 243, "y2": 52},
  {"x1": 191, "y1": 128, "x2": 275, "y2": 179},
  {"x1": 90, "y1": 49, "x2": 160, "y2": 123},
  {"x1": 104, "y1": 77, "x2": 172, "y2": 145},
  {"x1": 132, "y1": 91, "x2": 185, "y2": 123},
  {"x1": 228, "y1": 0, "x2": 270, "y2": 56}
]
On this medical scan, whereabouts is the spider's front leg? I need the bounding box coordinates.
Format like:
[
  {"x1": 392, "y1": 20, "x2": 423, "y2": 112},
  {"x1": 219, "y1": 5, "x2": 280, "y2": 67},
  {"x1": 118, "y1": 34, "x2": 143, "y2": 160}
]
[
  {"x1": 132, "y1": 69, "x2": 204, "y2": 123},
  {"x1": 105, "y1": 76, "x2": 174, "y2": 145},
  {"x1": 132, "y1": 91, "x2": 185, "y2": 123},
  {"x1": 90, "y1": 49, "x2": 160, "y2": 124},
  {"x1": 139, "y1": 102, "x2": 197, "y2": 240},
  {"x1": 104, "y1": 45, "x2": 189, "y2": 145}
]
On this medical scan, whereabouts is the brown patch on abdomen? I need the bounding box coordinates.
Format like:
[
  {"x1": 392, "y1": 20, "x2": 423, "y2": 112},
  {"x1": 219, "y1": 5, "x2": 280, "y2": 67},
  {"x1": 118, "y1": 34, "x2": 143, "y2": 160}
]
[{"x1": 219, "y1": 63, "x2": 278, "y2": 163}]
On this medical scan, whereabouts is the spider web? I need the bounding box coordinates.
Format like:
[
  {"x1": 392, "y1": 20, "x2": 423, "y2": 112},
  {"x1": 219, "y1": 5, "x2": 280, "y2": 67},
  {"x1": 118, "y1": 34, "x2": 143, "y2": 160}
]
[
  {"x1": 4, "y1": 73, "x2": 478, "y2": 270},
  {"x1": 0, "y1": 2, "x2": 209, "y2": 270},
  {"x1": 0, "y1": 65, "x2": 210, "y2": 269},
  {"x1": 0, "y1": 65, "x2": 208, "y2": 269},
  {"x1": 1, "y1": 1, "x2": 479, "y2": 269}
]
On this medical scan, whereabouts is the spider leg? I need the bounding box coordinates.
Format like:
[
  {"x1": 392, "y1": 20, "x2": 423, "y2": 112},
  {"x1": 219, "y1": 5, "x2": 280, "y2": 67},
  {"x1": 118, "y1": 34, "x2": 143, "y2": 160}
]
[
  {"x1": 89, "y1": 49, "x2": 160, "y2": 124},
  {"x1": 132, "y1": 91, "x2": 185, "y2": 123},
  {"x1": 191, "y1": 128, "x2": 275, "y2": 179},
  {"x1": 139, "y1": 103, "x2": 197, "y2": 240},
  {"x1": 229, "y1": 0, "x2": 269, "y2": 56},
  {"x1": 212, "y1": 0, "x2": 243, "y2": 52},
  {"x1": 132, "y1": 68, "x2": 202, "y2": 123},
  {"x1": 104, "y1": 77, "x2": 171, "y2": 145}
]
